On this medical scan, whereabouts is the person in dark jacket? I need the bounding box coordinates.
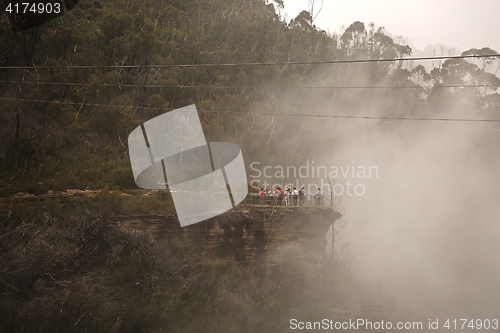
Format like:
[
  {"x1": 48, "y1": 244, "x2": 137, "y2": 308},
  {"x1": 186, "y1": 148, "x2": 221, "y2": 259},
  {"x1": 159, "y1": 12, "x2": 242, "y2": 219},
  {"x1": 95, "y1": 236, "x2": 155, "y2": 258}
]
[
  {"x1": 298, "y1": 187, "x2": 306, "y2": 206},
  {"x1": 259, "y1": 188, "x2": 266, "y2": 205}
]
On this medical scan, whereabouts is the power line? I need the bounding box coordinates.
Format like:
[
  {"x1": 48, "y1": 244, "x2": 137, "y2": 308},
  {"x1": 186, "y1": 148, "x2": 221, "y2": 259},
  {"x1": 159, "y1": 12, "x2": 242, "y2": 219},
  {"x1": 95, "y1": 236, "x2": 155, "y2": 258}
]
[
  {"x1": 231, "y1": 112, "x2": 500, "y2": 123},
  {"x1": 0, "y1": 80, "x2": 498, "y2": 90},
  {"x1": 0, "y1": 54, "x2": 499, "y2": 70},
  {"x1": 2, "y1": 96, "x2": 500, "y2": 123}
]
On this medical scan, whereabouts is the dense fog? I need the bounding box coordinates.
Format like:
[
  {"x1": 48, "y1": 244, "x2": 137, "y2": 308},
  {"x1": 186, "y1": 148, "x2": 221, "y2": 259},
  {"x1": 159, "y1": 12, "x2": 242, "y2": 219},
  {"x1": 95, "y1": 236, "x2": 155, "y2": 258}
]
[{"x1": 325, "y1": 110, "x2": 500, "y2": 322}]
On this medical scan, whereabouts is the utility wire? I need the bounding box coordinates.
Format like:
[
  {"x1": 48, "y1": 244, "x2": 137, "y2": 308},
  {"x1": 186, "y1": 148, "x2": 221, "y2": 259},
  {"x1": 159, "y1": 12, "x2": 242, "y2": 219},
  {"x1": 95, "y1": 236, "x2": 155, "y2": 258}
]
[
  {"x1": 2, "y1": 96, "x2": 500, "y2": 123},
  {"x1": 0, "y1": 54, "x2": 499, "y2": 70},
  {"x1": 0, "y1": 80, "x2": 498, "y2": 90}
]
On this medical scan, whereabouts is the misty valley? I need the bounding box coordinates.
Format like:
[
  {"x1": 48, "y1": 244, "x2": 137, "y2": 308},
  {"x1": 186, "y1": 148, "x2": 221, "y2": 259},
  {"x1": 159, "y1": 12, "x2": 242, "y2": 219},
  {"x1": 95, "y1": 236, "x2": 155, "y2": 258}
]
[{"x1": 1, "y1": 0, "x2": 499, "y2": 332}]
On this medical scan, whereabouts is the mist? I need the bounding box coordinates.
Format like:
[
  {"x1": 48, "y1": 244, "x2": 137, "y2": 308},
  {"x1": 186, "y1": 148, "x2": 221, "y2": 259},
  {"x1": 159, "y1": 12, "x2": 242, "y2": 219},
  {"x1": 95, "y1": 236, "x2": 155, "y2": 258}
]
[
  {"x1": 255, "y1": 49, "x2": 500, "y2": 323},
  {"x1": 322, "y1": 109, "x2": 500, "y2": 321}
]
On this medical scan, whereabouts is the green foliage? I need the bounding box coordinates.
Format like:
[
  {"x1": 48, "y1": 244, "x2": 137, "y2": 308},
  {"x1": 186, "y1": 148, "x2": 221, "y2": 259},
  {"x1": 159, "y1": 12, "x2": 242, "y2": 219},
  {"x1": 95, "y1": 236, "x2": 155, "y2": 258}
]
[
  {"x1": 95, "y1": 186, "x2": 122, "y2": 215},
  {"x1": 2, "y1": 0, "x2": 496, "y2": 195}
]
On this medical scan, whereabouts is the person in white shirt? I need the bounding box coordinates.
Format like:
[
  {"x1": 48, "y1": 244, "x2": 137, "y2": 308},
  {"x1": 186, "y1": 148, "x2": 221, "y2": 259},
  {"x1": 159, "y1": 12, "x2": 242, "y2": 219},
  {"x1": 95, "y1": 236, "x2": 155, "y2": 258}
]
[
  {"x1": 292, "y1": 187, "x2": 298, "y2": 206},
  {"x1": 283, "y1": 187, "x2": 290, "y2": 206}
]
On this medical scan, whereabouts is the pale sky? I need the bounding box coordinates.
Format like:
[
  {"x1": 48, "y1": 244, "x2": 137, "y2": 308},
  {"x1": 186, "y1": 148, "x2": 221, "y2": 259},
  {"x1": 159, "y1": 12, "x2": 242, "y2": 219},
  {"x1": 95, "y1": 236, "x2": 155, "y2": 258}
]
[{"x1": 283, "y1": 0, "x2": 500, "y2": 53}]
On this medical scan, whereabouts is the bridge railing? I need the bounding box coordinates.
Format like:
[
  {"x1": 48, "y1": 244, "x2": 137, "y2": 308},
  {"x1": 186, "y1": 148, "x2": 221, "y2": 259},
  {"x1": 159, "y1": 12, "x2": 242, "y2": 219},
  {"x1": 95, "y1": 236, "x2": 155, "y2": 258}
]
[{"x1": 241, "y1": 193, "x2": 326, "y2": 207}]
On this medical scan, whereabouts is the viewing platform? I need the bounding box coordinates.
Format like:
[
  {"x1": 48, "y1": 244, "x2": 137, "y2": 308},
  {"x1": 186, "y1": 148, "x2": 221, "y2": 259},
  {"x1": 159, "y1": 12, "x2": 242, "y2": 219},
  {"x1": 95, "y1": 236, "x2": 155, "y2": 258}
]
[{"x1": 240, "y1": 193, "x2": 330, "y2": 209}]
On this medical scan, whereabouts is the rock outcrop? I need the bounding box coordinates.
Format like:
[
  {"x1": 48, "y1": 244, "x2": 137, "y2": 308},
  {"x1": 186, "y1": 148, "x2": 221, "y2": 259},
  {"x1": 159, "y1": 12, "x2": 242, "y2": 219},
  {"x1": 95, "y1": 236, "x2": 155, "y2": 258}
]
[{"x1": 111, "y1": 206, "x2": 342, "y2": 275}]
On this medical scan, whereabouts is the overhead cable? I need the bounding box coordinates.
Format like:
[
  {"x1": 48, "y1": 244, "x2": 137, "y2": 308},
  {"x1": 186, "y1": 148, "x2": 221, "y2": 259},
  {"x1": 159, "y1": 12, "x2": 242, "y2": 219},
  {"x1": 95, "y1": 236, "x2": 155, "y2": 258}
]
[
  {"x1": 0, "y1": 54, "x2": 499, "y2": 70},
  {"x1": 2, "y1": 96, "x2": 500, "y2": 123}
]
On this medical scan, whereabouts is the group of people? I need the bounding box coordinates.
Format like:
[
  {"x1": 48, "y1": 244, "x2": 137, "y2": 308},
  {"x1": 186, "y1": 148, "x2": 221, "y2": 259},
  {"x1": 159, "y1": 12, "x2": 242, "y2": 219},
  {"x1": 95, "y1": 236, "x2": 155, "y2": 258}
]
[{"x1": 258, "y1": 186, "x2": 323, "y2": 206}]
